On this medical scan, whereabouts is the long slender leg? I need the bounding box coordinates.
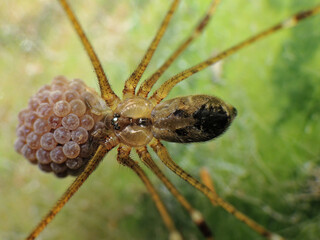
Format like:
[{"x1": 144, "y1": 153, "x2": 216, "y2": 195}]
[
  {"x1": 26, "y1": 144, "x2": 115, "y2": 240},
  {"x1": 200, "y1": 168, "x2": 218, "y2": 206},
  {"x1": 122, "y1": 0, "x2": 180, "y2": 98},
  {"x1": 149, "y1": 5, "x2": 320, "y2": 104},
  {"x1": 117, "y1": 145, "x2": 183, "y2": 240},
  {"x1": 149, "y1": 139, "x2": 284, "y2": 240},
  {"x1": 58, "y1": 0, "x2": 120, "y2": 109},
  {"x1": 136, "y1": 146, "x2": 214, "y2": 240},
  {"x1": 137, "y1": 0, "x2": 221, "y2": 98}
]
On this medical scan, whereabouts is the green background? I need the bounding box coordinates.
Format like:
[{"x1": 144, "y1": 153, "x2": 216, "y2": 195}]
[{"x1": 1, "y1": 0, "x2": 319, "y2": 239}]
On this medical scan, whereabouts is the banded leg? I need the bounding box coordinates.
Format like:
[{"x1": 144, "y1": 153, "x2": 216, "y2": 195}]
[
  {"x1": 117, "y1": 145, "x2": 183, "y2": 240},
  {"x1": 26, "y1": 144, "x2": 114, "y2": 240},
  {"x1": 149, "y1": 5, "x2": 320, "y2": 104},
  {"x1": 136, "y1": 146, "x2": 214, "y2": 240},
  {"x1": 137, "y1": 0, "x2": 221, "y2": 98},
  {"x1": 122, "y1": 0, "x2": 180, "y2": 98},
  {"x1": 58, "y1": 0, "x2": 120, "y2": 109},
  {"x1": 149, "y1": 139, "x2": 283, "y2": 240}
]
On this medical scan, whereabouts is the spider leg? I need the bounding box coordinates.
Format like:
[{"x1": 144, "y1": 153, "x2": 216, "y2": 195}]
[
  {"x1": 137, "y1": 0, "x2": 221, "y2": 98},
  {"x1": 122, "y1": 0, "x2": 180, "y2": 98},
  {"x1": 58, "y1": 0, "x2": 120, "y2": 109},
  {"x1": 200, "y1": 168, "x2": 217, "y2": 206},
  {"x1": 136, "y1": 146, "x2": 214, "y2": 240},
  {"x1": 149, "y1": 5, "x2": 320, "y2": 104},
  {"x1": 149, "y1": 139, "x2": 285, "y2": 240},
  {"x1": 26, "y1": 144, "x2": 115, "y2": 240},
  {"x1": 117, "y1": 145, "x2": 183, "y2": 240}
]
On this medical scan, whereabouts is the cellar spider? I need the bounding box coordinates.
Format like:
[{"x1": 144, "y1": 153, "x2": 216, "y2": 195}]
[{"x1": 4, "y1": 0, "x2": 320, "y2": 239}]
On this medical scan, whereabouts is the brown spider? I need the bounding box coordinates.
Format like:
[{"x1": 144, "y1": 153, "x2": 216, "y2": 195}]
[{"x1": 10, "y1": 0, "x2": 320, "y2": 239}]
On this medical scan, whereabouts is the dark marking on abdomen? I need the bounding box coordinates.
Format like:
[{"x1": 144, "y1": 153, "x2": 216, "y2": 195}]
[{"x1": 151, "y1": 95, "x2": 237, "y2": 143}]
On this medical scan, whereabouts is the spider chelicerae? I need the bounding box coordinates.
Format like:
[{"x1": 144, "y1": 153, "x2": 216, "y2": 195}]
[{"x1": 10, "y1": 0, "x2": 320, "y2": 239}]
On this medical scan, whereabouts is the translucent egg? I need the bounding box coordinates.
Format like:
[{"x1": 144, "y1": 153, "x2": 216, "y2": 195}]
[
  {"x1": 53, "y1": 100, "x2": 71, "y2": 117},
  {"x1": 14, "y1": 138, "x2": 25, "y2": 154},
  {"x1": 71, "y1": 127, "x2": 88, "y2": 144},
  {"x1": 36, "y1": 148, "x2": 52, "y2": 164},
  {"x1": 52, "y1": 76, "x2": 68, "y2": 91},
  {"x1": 16, "y1": 125, "x2": 32, "y2": 141},
  {"x1": 52, "y1": 83, "x2": 66, "y2": 92},
  {"x1": 26, "y1": 132, "x2": 41, "y2": 149},
  {"x1": 48, "y1": 115, "x2": 62, "y2": 129},
  {"x1": 38, "y1": 163, "x2": 52, "y2": 172},
  {"x1": 33, "y1": 118, "x2": 51, "y2": 135},
  {"x1": 63, "y1": 141, "x2": 80, "y2": 159},
  {"x1": 24, "y1": 112, "x2": 38, "y2": 129},
  {"x1": 49, "y1": 90, "x2": 64, "y2": 103},
  {"x1": 40, "y1": 132, "x2": 57, "y2": 150},
  {"x1": 50, "y1": 162, "x2": 68, "y2": 174},
  {"x1": 37, "y1": 90, "x2": 51, "y2": 103},
  {"x1": 21, "y1": 145, "x2": 37, "y2": 163},
  {"x1": 72, "y1": 78, "x2": 85, "y2": 85},
  {"x1": 70, "y1": 99, "x2": 86, "y2": 116},
  {"x1": 18, "y1": 109, "x2": 29, "y2": 125},
  {"x1": 81, "y1": 91, "x2": 97, "y2": 108},
  {"x1": 66, "y1": 157, "x2": 83, "y2": 169},
  {"x1": 62, "y1": 113, "x2": 80, "y2": 130},
  {"x1": 38, "y1": 84, "x2": 51, "y2": 93},
  {"x1": 36, "y1": 103, "x2": 53, "y2": 118},
  {"x1": 53, "y1": 127, "x2": 71, "y2": 144},
  {"x1": 64, "y1": 90, "x2": 80, "y2": 102},
  {"x1": 94, "y1": 121, "x2": 105, "y2": 131},
  {"x1": 69, "y1": 81, "x2": 85, "y2": 93},
  {"x1": 50, "y1": 146, "x2": 67, "y2": 164},
  {"x1": 53, "y1": 75, "x2": 68, "y2": 84},
  {"x1": 80, "y1": 114, "x2": 95, "y2": 130},
  {"x1": 28, "y1": 97, "x2": 40, "y2": 111}
]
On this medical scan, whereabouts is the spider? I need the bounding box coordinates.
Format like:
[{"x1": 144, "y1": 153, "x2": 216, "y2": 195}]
[{"x1": 4, "y1": 0, "x2": 320, "y2": 239}]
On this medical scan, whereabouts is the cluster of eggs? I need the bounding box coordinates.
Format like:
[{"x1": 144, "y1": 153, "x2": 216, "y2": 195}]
[{"x1": 15, "y1": 76, "x2": 106, "y2": 177}]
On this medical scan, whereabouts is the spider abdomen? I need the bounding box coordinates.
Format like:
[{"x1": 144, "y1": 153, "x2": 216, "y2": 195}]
[{"x1": 151, "y1": 95, "x2": 237, "y2": 143}]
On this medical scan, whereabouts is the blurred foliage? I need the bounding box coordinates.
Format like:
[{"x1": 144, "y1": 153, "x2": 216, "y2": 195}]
[{"x1": 0, "y1": 0, "x2": 320, "y2": 240}]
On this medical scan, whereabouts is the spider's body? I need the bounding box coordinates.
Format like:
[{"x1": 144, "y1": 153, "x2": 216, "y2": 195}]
[{"x1": 102, "y1": 94, "x2": 236, "y2": 147}]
